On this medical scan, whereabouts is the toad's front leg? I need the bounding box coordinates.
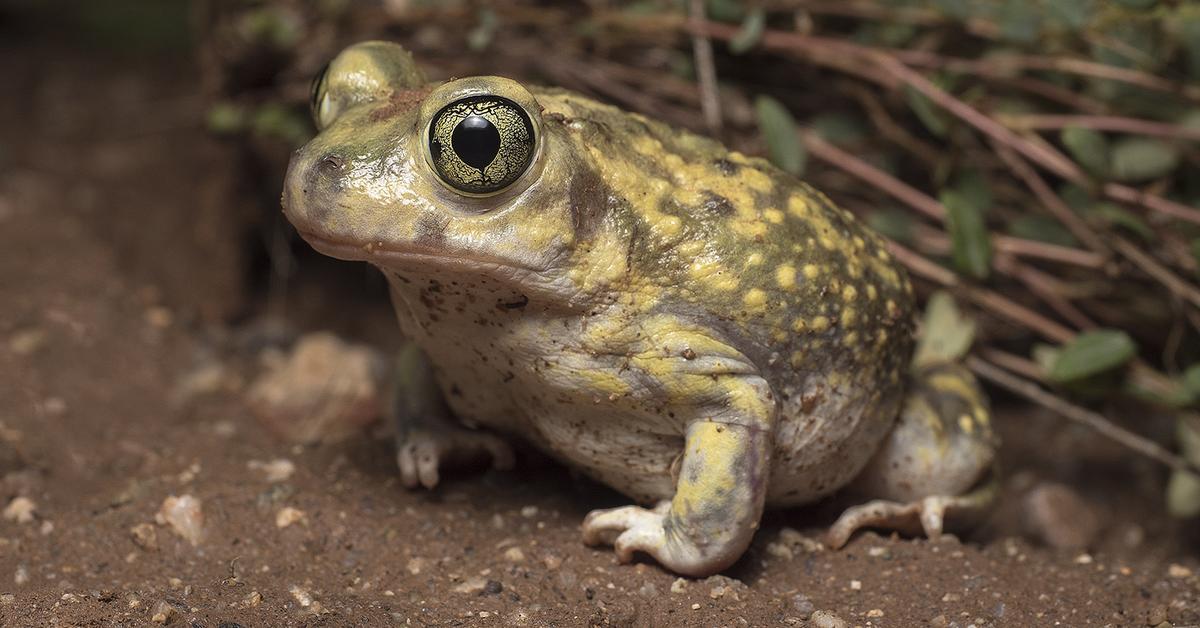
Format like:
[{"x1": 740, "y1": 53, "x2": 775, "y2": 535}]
[{"x1": 582, "y1": 376, "x2": 774, "y2": 576}]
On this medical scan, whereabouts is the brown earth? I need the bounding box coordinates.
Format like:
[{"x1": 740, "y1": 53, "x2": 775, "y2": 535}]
[{"x1": 1, "y1": 35, "x2": 1199, "y2": 628}]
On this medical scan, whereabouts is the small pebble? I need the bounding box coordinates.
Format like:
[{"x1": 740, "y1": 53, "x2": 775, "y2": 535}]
[
  {"x1": 1168, "y1": 564, "x2": 1193, "y2": 578},
  {"x1": 130, "y1": 523, "x2": 158, "y2": 551},
  {"x1": 156, "y1": 495, "x2": 204, "y2": 545},
  {"x1": 1147, "y1": 606, "x2": 1168, "y2": 625},
  {"x1": 866, "y1": 608, "x2": 884, "y2": 618},
  {"x1": 0, "y1": 594, "x2": 13, "y2": 605},
  {"x1": 247, "y1": 459, "x2": 295, "y2": 483},
  {"x1": 150, "y1": 600, "x2": 176, "y2": 624},
  {"x1": 520, "y1": 505, "x2": 539, "y2": 518},
  {"x1": 275, "y1": 507, "x2": 306, "y2": 529},
  {"x1": 2, "y1": 497, "x2": 35, "y2": 524},
  {"x1": 790, "y1": 593, "x2": 815, "y2": 619},
  {"x1": 670, "y1": 578, "x2": 688, "y2": 594},
  {"x1": 14, "y1": 565, "x2": 29, "y2": 586},
  {"x1": 406, "y1": 558, "x2": 426, "y2": 575},
  {"x1": 453, "y1": 577, "x2": 488, "y2": 595},
  {"x1": 238, "y1": 591, "x2": 262, "y2": 608},
  {"x1": 1022, "y1": 482, "x2": 1100, "y2": 550},
  {"x1": 810, "y1": 610, "x2": 849, "y2": 628},
  {"x1": 503, "y1": 547, "x2": 525, "y2": 563},
  {"x1": 8, "y1": 328, "x2": 46, "y2": 356},
  {"x1": 849, "y1": 580, "x2": 862, "y2": 591}
]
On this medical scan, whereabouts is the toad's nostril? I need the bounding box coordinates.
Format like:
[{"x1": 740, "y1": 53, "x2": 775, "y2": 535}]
[{"x1": 317, "y1": 154, "x2": 345, "y2": 174}]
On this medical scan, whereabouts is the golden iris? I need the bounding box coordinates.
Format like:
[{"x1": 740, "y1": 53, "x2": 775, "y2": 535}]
[{"x1": 427, "y1": 95, "x2": 535, "y2": 195}]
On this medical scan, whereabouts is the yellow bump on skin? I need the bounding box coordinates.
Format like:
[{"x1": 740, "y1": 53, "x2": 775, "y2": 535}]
[
  {"x1": 773, "y1": 329, "x2": 788, "y2": 342},
  {"x1": 958, "y1": 414, "x2": 975, "y2": 434},
  {"x1": 788, "y1": 195, "x2": 813, "y2": 218},
  {"x1": 928, "y1": 371, "x2": 985, "y2": 406},
  {"x1": 678, "y1": 239, "x2": 705, "y2": 257},
  {"x1": 843, "y1": 331, "x2": 859, "y2": 347},
  {"x1": 853, "y1": 236, "x2": 866, "y2": 250},
  {"x1": 790, "y1": 350, "x2": 805, "y2": 368},
  {"x1": 840, "y1": 307, "x2": 857, "y2": 328},
  {"x1": 743, "y1": 288, "x2": 768, "y2": 311},
  {"x1": 763, "y1": 208, "x2": 784, "y2": 224},
  {"x1": 875, "y1": 329, "x2": 889, "y2": 346},
  {"x1": 803, "y1": 264, "x2": 821, "y2": 280},
  {"x1": 655, "y1": 214, "x2": 683, "y2": 238},
  {"x1": 746, "y1": 252, "x2": 763, "y2": 267},
  {"x1": 791, "y1": 318, "x2": 808, "y2": 333},
  {"x1": 819, "y1": 235, "x2": 837, "y2": 250},
  {"x1": 731, "y1": 218, "x2": 768, "y2": 240},
  {"x1": 776, "y1": 264, "x2": 796, "y2": 290},
  {"x1": 810, "y1": 316, "x2": 830, "y2": 332},
  {"x1": 690, "y1": 258, "x2": 739, "y2": 291},
  {"x1": 842, "y1": 285, "x2": 858, "y2": 302},
  {"x1": 867, "y1": 284, "x2": 878, "y2": 301}
]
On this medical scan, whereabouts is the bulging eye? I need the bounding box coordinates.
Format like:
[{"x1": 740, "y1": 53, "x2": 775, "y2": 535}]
[
  {"x1": 309, "y1": 62, "x2": 331, "y2": 129},
  {"x1": 427, "y1": 95, "x2": 536, "y2": 196}
]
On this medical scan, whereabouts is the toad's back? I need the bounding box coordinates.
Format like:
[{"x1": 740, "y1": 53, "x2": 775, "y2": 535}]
[{"x1": 532, "y1": 87, "x2": 917, "y2": 504}]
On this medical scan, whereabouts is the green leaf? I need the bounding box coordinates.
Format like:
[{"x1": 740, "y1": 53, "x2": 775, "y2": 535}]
[
  {"x1": 1007, "y1": 214, "x2": 1078, "y2": 247},
  {"x1": 1047, "y1": 330, "x2": 1137, "y2": 383},
  {"x1": 467, "y1": 8, "x2": 498, "y2": 51},
  {"x1": 1167, "y1": 469, "x2": 1200, "y2": 518},
  {"x1": 206, "y1": 102, "x2": 247, "y2": 135},
  {"x1": 941, "y1": 190, "x2": 992, "y2": 280},
  {"x1": 754, "y1": 95, "x2": 806, "y2": 176},
  {"x1": 867, "y1": 209, "x2": 915, "y2": 243},
  {"x1": 1045, "y1": 0, "x2": 1094, "y2": 31},
  {"x1": 905, "y1": 86, "x2": 950, "y2": 138},
  {"x1": 252, "y1": 104, "x2": 312, "y2": 147},
  {"x1": 1092, "y1": 202, "x2": 1155, "y2": 241},
  {"x1": 728, "y1": 8, "x2": 765, "y2": 54},
  {"x1": 1167, "y1": 417, "x2": 1200, "y2": 518},
  {"x1": 705, "y1": 0, "x2": 745, "y2": 22},
  {"x1": 1113, "y1": 0, "x2": 1156, "y2": 8},
  {"x1": 914, "y1": 291, "x2": 976, "y2": 367},
  {"x1": 810, "y1": 112, "x2": 868, "y2": 145},
  {"x1": 1110, "y1": 138, "x2": 1181, "y2": 182},
  {"x1": 1060, "y1": 126, "x2": 1109, "y2": 176}
]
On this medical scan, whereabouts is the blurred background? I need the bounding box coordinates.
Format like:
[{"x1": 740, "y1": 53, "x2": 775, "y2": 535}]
[{"x1": 2, "y1": 0, "x2": 1199, "y2": 624}]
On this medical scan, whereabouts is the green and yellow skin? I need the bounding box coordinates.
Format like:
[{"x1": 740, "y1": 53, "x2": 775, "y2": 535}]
[{"x1": 284, "y1": 41, "x2": 998, "y2": 576}]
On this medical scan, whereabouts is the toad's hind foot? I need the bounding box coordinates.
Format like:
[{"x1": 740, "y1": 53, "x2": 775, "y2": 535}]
[
  {"x1": 825, "y1": 475, "x2": 998, "y2": 548},
  {"x1": 828, "y1": 362, "x2": 999, "y2": 548},
  {"x1": 396, "y1": 426, "x2": 515, "y2": 490}
]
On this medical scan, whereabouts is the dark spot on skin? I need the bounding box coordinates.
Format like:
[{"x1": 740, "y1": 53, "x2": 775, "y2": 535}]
[
  {"x1": 368, "y1": 86, "x2": 433, "y2": 122},
  {"x1": 414, "y1": 214, "x2": 449, "y2": 247},
  {"x1": 498, "y1": 294, "x2": 529, "y2": 310},
  {"x1": 567, "y1": 165, "x2": 608, "y2": 240},
  {"x1": 713, "y1": 158, "x2": 740, "y2": 176},
  {"x1": 681, "y1": 348, "x2": 697, "y2": 360},
  {"x1": 701, "y1": 193, "x2": 735, "y2": 217}
]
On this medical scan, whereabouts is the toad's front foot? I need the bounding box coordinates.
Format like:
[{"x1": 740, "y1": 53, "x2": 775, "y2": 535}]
[
  {"x1": 582, "y1": 502, "x2": 722, "y2": 577},
  {"x1": 396, "y1": 426, "x2": 515, "y2": 490}
]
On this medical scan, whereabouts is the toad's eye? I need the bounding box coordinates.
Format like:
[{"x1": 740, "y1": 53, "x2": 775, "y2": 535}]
[
  {"x1": 427, "y1": 95, "x2": 536, "y2": 196},
  {"x1": 309, "y1": 61, "x2": 331, "y2": 129}
]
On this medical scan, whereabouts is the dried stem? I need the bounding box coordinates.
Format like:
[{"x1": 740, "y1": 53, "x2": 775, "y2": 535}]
[
  {"x1": 687, "y1": 0, "x2": 723, "y2": 134},
  {"x1": 1002, "y1": 114, "x2": 1200, "y2": 142}
]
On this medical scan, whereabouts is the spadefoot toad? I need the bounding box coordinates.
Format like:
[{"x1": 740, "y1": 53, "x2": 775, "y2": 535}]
[{"x1": 283, "y1": 41, "x2": 998, "y2": 576}]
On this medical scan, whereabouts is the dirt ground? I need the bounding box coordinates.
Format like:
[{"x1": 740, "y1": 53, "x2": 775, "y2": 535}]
[{"x1": 2, "y1": 34, "x2": 1199, "y2": 628}]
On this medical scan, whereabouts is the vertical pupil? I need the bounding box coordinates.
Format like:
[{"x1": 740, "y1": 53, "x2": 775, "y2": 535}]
[{"x1": 451, "y1": 115, "x2": 501, "y2": 170}]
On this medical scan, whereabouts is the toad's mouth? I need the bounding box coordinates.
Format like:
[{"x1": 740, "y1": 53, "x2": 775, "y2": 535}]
[{"x1": 294, "y1": 229, "x2": 545, "y2": 278}]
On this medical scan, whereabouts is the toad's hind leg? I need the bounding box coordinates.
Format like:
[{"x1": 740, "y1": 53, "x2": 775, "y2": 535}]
[
  {"x1": 391, "y1": 344, "x2": 514, "y2": 490},
  {"x1": 827, "y1": 362, "x2": 999, "y2": 548}
]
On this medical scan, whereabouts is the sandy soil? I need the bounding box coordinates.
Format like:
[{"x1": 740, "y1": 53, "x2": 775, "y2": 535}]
[{"x1": 1, "y1": 39, "x2": 1198, "y2": 628}]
